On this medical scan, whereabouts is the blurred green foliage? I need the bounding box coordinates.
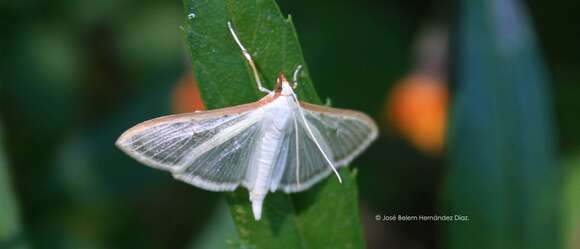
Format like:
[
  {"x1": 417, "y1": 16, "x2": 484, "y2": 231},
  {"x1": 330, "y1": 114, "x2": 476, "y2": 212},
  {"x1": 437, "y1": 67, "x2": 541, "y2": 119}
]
[
  {"x1": 563, "y1": 155, "x2": 580, "y2": 249},
  {"x1": 186, "y1": 201, "x2": 237, "y2": 249},
  {"x1": 0, "y1": 122, "x2": 29, "y2": 249},
  {"x1": 444, "y1": 0, "x2": 559, "y2": 248}
]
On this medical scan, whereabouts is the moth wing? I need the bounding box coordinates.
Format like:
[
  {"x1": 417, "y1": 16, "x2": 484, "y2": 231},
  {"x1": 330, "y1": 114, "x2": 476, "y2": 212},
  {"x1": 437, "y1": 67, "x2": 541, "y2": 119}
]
[
  {"x1": 300, "y1": 102, "x2": 378, "y2": 166},
  {"x1": 116, "y1": 102, "x2": 263, "y2": 191},
  {"x1": 271, "y1": 102, "x2": 378, "y2": 193}
]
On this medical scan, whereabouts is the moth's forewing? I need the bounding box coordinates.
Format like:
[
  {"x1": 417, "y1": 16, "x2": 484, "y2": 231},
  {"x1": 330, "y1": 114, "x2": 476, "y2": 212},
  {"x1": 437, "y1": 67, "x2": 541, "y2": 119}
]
[{"x1": 116, "y1": 101, "x2": 267, "y2": 191}]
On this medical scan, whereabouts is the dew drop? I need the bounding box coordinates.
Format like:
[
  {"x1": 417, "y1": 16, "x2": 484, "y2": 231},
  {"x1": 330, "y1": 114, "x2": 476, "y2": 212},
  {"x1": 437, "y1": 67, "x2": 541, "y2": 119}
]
[{"x1": 188, "y1": 13, "x2": 196, "y2": 20}]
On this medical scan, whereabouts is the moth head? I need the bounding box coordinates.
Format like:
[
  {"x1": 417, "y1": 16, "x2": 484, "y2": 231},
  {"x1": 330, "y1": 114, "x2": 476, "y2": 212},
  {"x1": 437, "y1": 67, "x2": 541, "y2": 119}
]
[{"x1": 275, "y1": 72, "x2": 294, "y2": 96}]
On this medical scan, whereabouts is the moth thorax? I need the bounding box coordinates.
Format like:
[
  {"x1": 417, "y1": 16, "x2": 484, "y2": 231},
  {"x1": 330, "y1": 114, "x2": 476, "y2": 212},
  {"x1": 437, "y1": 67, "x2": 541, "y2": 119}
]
[
  {"x1": 261, "y1": 99, "x2": 290, "y2": 132},
  {"x1": 280, "y1": 82, "x2": 294, "y2": 96}
]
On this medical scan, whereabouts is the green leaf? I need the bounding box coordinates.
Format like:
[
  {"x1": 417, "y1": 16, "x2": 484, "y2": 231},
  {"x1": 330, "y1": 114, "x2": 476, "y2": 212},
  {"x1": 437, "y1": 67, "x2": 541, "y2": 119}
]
[
  {"x1": 443, "y1": 0, "x2": 560, "y2": 248},
  {"x1": 181, "y1": 0, "x2": 365, "y2": 248},
  {"x1": 563, "y1": 156, "x2": 580, "y2": 249},
  {"x1": 187, "y1": 199, "x2": 238, "y2": 249},
  {"x1": 0, "y1": 122, "x2": 30, "y2": 249}
]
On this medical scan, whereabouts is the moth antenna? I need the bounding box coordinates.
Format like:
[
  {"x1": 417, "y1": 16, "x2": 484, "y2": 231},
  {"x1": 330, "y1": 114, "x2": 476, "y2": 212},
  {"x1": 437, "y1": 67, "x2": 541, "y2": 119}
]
[
  {"x1": 292, "y1": 65, "x2": 302, "y2": 89},
  {"x1": 227, "y1": 21, "x2": 271, "y2": 94},
  {"x1": 293, "y1": 114, "x2": 301, "y2": 187},
  {"x1": 292, "y1": 93, "x2": 342, "y2": 183}
]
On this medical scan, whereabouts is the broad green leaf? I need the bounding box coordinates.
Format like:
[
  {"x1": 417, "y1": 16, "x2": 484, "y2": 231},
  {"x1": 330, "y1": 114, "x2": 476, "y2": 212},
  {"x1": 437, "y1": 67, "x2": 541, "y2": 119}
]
[
  {"x1": 0, "y1": 122, "x2": 30, "y2": 249},
  {"x1": 181, "y1": 0, "x2": 365, "y2": 248},
  {"x1": 443, "y1": 0, "x2": 560, "y2": 248}
]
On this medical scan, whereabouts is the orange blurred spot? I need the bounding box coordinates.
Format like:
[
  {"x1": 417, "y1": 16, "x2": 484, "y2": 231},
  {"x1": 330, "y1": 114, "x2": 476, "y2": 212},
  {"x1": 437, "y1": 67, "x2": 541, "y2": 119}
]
[
  {"x1": 386, "y1": 74, "x2": 448, "y2": 154},
  {"x1": 172, "y1": 72, "x2": 206, "y2": 113}
]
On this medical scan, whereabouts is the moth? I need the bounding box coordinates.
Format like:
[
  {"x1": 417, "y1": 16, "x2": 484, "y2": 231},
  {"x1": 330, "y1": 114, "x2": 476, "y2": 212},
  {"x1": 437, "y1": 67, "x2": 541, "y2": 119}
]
[{"x1": 116, "y1": 22, "x2": 378, "y2": 220}]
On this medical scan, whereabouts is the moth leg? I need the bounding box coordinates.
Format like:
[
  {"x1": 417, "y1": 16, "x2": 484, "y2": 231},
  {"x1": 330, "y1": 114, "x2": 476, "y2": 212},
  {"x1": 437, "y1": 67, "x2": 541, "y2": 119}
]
[
  {"x1": 291, "y1": 64, "x2": 303, "y2": 89},
  {"x1": 227, "y1": 21, "x2": 272, "y2": 94},
  {"x1": 292, "y1": 93, "x2": 343, "y2": 183},
  {"x1": 293, "y1": 113, "x2": 301, "y2": 187}
]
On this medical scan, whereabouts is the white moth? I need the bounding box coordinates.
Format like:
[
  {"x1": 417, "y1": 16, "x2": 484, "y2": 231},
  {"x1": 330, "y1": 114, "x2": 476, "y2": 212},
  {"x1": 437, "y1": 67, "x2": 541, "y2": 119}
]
[{"x1": 116, "y1": 22, "x2": 378, "y2": 220}]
